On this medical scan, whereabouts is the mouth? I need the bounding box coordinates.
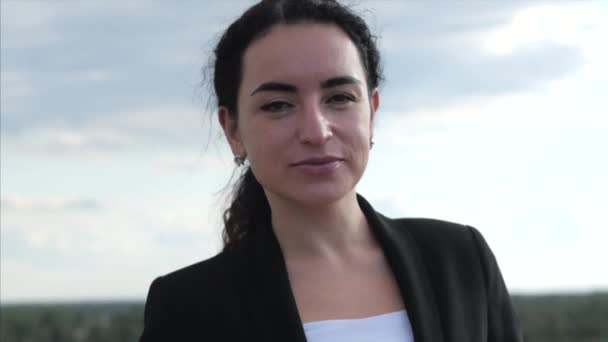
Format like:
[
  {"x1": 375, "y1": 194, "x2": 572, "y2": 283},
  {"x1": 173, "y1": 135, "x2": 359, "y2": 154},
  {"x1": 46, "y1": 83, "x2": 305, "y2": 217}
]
[
  {"x1": 290, "y1": 156, "x2": 344, "y2": 166},
  {"x1": 290, "y1": 156, "x2": 344, "y2": 175}
]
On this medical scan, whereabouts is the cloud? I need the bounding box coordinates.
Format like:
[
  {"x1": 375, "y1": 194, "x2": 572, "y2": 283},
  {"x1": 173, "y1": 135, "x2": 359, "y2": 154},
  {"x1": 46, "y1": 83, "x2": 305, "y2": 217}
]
[
  {"x1": 155, "y1": 153, "x2": 232, "y2": 175},
  {"x1": 374, "y1": 2, "x2": 585, "y2": 112},
  {"x1": 0, "y1": 193, "x2": 225, "y2": 301},
  {"x1": 0, "y1": 1, "x2": 510, "y2": 137},
  {"x1": 1, "y1": 1, "x2": 239, "y2": 141},
  {"x1": 0, "y1": 70, "x2": 34, "y2": 99},
  {"x1": 1, "y1": 195, "x2": 102, "y2": 212},
  {"x1": 3, "y1": 0, "x2": 588, "y2": 156},
  {"x1": 1, "y1": 106, "x2": 214, "y2": 157},
  {"x1": 62, "y1": 69, "x2": 117, "y2": 83},
  {"x1": 0, "y1": 2, "x2": 62, "y2": 49},
  {"x1": 481, "y1": 3, "x2": 605, "y2": 55},
  {"x1": 1, "y1": 195, "x2": 223, "y2": 264}
]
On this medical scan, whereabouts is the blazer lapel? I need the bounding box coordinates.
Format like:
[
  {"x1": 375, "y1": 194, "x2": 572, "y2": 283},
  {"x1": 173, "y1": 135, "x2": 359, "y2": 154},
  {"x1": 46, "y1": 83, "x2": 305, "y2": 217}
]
[
  {"x1": 358, "y1": 194, "x2": 445, "y2": 342},
  {"x1": 237, "y1": 216, "x2": 308, "y2": 342}
]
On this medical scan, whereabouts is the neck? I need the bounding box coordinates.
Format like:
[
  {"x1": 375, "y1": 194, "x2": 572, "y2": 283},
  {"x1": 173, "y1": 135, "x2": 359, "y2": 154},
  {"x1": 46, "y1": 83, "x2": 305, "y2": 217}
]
[{"x1": 265, "y1": 190, "x2": 376, "y2": 260}]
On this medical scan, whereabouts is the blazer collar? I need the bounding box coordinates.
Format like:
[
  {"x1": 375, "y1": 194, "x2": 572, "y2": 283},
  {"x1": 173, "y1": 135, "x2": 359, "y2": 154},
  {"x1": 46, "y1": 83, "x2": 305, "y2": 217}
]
[{"x1": 237, "y1": 194, "x2": 444, "y2": 342}]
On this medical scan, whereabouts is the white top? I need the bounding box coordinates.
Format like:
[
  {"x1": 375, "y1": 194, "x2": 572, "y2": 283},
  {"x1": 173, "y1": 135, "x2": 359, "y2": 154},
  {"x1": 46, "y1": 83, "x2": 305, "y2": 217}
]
[{"x1": 303, "y1": 310, "x2": 415, "y2": 342}]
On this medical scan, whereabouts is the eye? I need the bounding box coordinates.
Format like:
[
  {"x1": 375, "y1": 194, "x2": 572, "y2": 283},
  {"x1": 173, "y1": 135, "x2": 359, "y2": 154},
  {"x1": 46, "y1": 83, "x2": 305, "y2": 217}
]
[
  {"x1": 327, "y1": 93, "x2": 356, "y2": 105},
  {"x1": 260, "y1": 100, "x2": 293, "y2": 112}
]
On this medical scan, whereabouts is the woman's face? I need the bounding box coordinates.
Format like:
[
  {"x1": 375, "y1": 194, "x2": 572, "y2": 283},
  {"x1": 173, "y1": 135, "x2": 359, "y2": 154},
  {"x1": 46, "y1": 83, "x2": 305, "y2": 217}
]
[{"x1": 220, "y1": 23, "x2": 379, "y2": 207}]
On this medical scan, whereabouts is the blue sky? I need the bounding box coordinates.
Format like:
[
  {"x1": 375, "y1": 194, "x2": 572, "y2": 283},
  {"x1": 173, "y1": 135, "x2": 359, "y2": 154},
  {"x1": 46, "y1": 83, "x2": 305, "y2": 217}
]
[{"x1": 1, "y1": 1, "x2": 607, "y2": 302}]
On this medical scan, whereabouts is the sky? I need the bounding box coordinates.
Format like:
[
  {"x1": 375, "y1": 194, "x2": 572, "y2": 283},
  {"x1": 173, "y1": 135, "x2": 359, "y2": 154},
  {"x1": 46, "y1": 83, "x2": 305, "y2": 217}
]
[{"x1": 1, "y1": 0, "x2": 607, "y2": 303}]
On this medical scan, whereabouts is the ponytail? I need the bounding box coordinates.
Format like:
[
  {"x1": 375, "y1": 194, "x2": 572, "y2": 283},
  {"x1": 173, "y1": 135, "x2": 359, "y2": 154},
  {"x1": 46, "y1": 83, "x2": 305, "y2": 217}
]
[{"x1": 221, "y1": 167, "x2": 270, "y2": 251}]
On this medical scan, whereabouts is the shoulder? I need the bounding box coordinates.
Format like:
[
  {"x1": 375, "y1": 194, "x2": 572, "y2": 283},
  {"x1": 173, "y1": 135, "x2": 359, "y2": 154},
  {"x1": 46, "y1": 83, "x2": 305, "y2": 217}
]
[
  {"x1": 389, "y1": 216, "x2": 469, "y2": 232},
  {"x1": 359, "y1": 195, "x2": 480, "y2": 251},
  {"x1": 382, "y1": 215, "x2": 491, "y2": 270},
  {"x1": 385, "y1": 216, "x2": 480, "y2": 247},
  {"x1": 383, "y1": 215, "x2": 503, "y2": 287},
  {"x1": 141, "y1": 249, "x2": 250, "y2": 340},
  {"x1": 152, "y1": 249, "x2": 239, "y2": 303},
  {"x1": 161, "y1": 251, "x2": 231, "y2": 284},
  {"x1": 144, "y1": 247, "x2": 245, "y2": 321},
  {"x1": 142, "y1": 248, "x2": 246, "y2": 334}
]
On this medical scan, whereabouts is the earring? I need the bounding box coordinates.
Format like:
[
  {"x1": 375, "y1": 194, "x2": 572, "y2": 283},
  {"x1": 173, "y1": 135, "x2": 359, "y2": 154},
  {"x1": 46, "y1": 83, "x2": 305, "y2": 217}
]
[
  {"x1": 234, "y1": 154, "x2": 246, "y2": 166},
  {"x1": 369, "y1": 140, "x2": 375, "y2": 150}
]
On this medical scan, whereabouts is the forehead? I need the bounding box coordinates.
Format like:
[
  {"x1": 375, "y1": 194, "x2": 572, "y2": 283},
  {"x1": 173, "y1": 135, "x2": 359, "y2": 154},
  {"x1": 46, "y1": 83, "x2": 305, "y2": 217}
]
[{"x1": 241, "y1": 23, "x2": 366, "y2": 91}]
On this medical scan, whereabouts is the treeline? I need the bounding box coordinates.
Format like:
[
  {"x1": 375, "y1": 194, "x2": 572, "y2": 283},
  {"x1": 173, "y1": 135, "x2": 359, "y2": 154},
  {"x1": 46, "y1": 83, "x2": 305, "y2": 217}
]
[
  {"x1": 0, "y1": 302, "x2": 142, "y2": 342},
  {"x1": 1, "y1": 293, "x2": 607, "y2": 342},
  {"x1": 512, "y1": 292, "x2": 608, "y2": 342}
]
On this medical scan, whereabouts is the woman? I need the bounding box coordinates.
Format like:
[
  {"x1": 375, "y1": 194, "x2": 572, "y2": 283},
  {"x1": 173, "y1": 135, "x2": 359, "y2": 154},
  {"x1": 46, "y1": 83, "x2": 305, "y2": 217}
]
[{"x1": 140, "y1": 1, "x2": 523, "y2": 341}]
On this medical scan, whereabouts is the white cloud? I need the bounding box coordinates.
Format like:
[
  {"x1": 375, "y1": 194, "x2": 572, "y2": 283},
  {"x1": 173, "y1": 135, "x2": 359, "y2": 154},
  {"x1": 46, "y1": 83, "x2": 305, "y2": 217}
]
[
  {"x1": 482, "y1": 3, "x2": 606, "y2": 55},
  {"x1": 1, "y1": 259, "x2": 163, "y2": 302},
  {"x1": 153, "y1": 135, "x2": 234, "y2": 175},
  {"x1": 2, "y1": 105, "x2": 212, "y2": 157},
  {"x1": 0, "y1": 70, "x2": 34, "y2": 99},
  {"x1": 0, "y1": 2, "x2": 63, "y2": 48},
  {"x1": 1, "y1": 194, "x2": 221, "y2": 243},
  {"x1": 1, "y1": 194, "x2": 101, "y2": 212},
  {"x1": 62, "y1": 69, "x2": 117, "y2": 83},
  {"x1": 4, "y1": 126, "x2": 129, "y2": 157},
  {"x1": 1, "y1": 2, "x2": 54, "y2": 31},
  {"x1": 1, "y1": 194, "x2": 224, "y2": 301}
]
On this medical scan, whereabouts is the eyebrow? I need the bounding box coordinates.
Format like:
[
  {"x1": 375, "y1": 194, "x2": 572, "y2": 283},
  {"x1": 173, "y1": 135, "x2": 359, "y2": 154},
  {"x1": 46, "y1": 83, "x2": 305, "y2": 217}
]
[
  {"x1": 250, "y1": 75, "x2": 362, "y2": 96},
  {"x1": 250, "y1": 82, "x2": 296, "y2": 96},
  {"x1": 320, "y1": 76, "x2": 361, "y2": 89}
]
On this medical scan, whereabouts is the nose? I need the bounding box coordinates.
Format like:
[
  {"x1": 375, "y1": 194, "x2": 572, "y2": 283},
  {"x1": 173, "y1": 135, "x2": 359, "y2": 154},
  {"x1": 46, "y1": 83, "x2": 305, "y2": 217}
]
[{"x1": 297, "y1": 102, "x2": 332, "y2": 146}]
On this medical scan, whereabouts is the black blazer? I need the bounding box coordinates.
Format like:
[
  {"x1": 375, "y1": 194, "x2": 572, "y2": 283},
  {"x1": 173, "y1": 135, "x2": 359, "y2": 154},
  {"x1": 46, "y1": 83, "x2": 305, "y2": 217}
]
[{"x1": 140, "y1": 195, "x2": 523, "y2": 341}]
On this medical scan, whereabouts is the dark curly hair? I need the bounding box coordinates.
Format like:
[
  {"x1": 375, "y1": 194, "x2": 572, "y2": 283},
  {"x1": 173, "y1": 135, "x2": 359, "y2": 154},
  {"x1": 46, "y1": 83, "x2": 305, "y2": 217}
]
[{"x1": 212, "y1": 0, "x2": 383, "y2": 251}]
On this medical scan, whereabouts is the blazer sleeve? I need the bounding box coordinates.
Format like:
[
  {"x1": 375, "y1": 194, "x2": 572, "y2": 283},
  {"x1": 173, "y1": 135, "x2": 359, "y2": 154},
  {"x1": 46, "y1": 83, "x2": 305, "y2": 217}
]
[
  {"x1": 139, "y1": 276, "x2": 166, "y2": 342},
  {"x1": 468, "y1": 226, "x2": 524, "y2": 342}
]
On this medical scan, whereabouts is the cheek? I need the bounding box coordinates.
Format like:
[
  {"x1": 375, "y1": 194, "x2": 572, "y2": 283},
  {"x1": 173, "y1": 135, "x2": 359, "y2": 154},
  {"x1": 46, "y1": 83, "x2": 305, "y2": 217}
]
[
  {"x1": 241, "y1": 120, "x2": 291, "y2": 162},
  {"x1": 349, "y1": 118, "x2": 373, "y2": 161},
  {"x1": 348, "y1": 115, "x2": 373, "y2": 143}
]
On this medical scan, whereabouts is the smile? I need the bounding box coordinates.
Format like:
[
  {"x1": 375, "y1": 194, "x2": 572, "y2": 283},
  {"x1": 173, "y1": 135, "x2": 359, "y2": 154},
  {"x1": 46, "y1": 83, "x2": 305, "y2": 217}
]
[{"x1": 292, "y1": 159, "x2": 342, "y2": 175}]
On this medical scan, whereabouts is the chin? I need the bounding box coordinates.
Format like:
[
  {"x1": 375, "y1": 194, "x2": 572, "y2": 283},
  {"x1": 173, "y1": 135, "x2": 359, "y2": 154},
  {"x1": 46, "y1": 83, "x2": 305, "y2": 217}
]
[
  {"x1": 270, "y1": 181, "x2": 358, "y2": 208},
  {"x1": 257, "y1": 162, "x2": 365, "y2": 208}
]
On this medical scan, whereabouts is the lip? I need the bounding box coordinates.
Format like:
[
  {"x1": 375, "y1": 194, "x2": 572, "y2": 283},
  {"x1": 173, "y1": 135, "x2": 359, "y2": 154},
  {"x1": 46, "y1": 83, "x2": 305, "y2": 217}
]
[
  {"x1": 290, "y1": 156, "x2": 343, "y2": 166},
  {"x1": 290, "y1": 156, "x2": 343, "y2": 175}
]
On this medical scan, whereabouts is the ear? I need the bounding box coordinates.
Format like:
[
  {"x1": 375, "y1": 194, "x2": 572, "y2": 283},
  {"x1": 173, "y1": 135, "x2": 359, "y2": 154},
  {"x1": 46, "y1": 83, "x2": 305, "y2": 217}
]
[
  {"x1": 218, "y1": 107, "x2": 244, "y2": 156},
  {"x1": 369, "y1": 88, "x2": 380, "y2": 137}
]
